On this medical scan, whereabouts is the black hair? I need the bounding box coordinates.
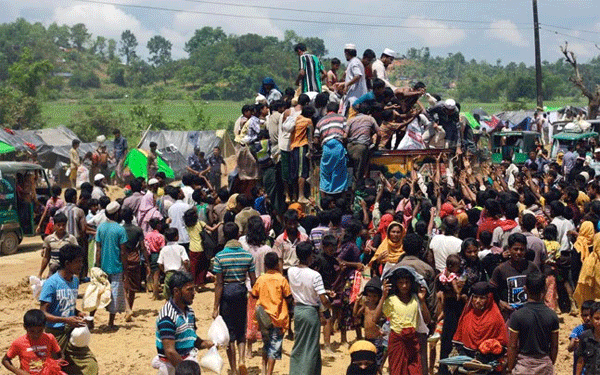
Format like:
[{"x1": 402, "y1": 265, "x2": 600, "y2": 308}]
[
  {"x1": 460, "y1": 238, "x2": 479, "y2": 259},
  {"x1": 242, "y1": 104, "x2": 253, "y2": 114},
  {"x1": 182, "y1": 174, "x2": 194, "y2": 187},
  {"x1": 504, "y1": 203, "x2": 519, "y2": 220},
  {"x1": 550, "y1": 200, "x2": 564, "y2": 217},
  {"x1": 317, "y1": 210, "x2": 330, "y2": 226},
  {"x1": 165, "y1": 227, "x2": 179, "y2": 242},
  {"x1": 113, "y1": 129, "x2": 121, "y2": 135},
  {"x1": 169, "y1": 187, "x2": 182, "y2": 200},
  {"x1": 168, "y1": 271, "x2": 194, "y2": 296},
  {"x1": 298, "y1": 94, "x2": 311, "y2": 106},
  {"x1": 341, "y1": 219, "x2": 362, "y2": 244},
  {"x1": 88, "y1": 198, "x2": 98, "y2": 207},
  {"x1": 542, "y1": 224, "x2": 558, "y2": 242},
  {"x1": 315, "y1": 92, "x2": 329, "y2": 108},
  {"x1": 525, "y1": 272, "x2": 546, "y2": 296},
  {"x1": 184, "y1": 208, "x2": 199, "y2": 228},
  {"x1": 329, "y1": 208, "x2": 342, "y2": 226},
  {"x1": 372, "y1": 78, "x2": 385, "y2": 90},
  {"x1": 389, "y1": 268, "x2": 418, "y2": 297},
  {"x1": 149, "y1": 217, "x2": 162, "y2": 230},
  {"x1": 217, "y1": 187, "x2": 230, "y2": 203},
  {"x1": 443, "y1": 215, "x2": 459, "y2": 235},
  {"x1": 362, "y1": 49, "x2": 376, "y2": 60},
  {"x1": 400, "y1": 184, "x2": 411, "y2": 199},
  {"x1": 403, "y1": 233, "x2": 423, "y2": 256},
  {"x1": 322, "y1": 234, "x2": 337, "y2": 248},
  {"x1": 582, "y1": 300, "x2": 596, "y2": 312},
  {"x1": 283, "y1": 209, "x2": 298, "y2": 223},
  {"x1": 484, "y1": 199, "x2": 501, "y2": 218},
  {"x1": 156, "y1": 171, "x2": 166, "y2": 180},
  {"x1": 301, "y1": 106, "x2": 316, "y2": 118},
  {"x1": 521, "y1": 213, "x2": 537, "y2": 232},
  {"x1": 254, "y1": 103, "x2": 266, "y2": 114},
  {"x1": 64, "y1": 188, "x2": 77, "y2": 204},
  {"x1": 264, "y1": 252, "x2": 279, "y2": 270},
  {"x1": 413, "y1": 81, "x2": 426, "y2": 90},
  {"x1": 237, "y1": 194, "x2": 252, "y2": 208},
  {"x1": 344, "y1": 48, "x2": 357, "y2": 57},
  {"x1": 59, "y1": 244, "x2": 84, "y2": 269},
  {"x1": 326, "y1": 102, "x2": 339, "y2": 113},
  {"x1": 129, "y1": 178, "x2": 142, "y2": 193},
  {"x1": 296, "y1": 241, "x2": 313, "y2": 263},
  {"x1": 99, "y1": 195, "x2": 111, "y2": 209},
  {"x1": 294, "y1": 43, "x2": 307, "y2": 52},
  {"x1": 446, "y1": 253, "x2": 461, "y2": 269},
  {"x1": 414, "y1": 220, "x2": 427, "y2": 237},
  {"x1": 121, "y1": 206, "x2": 134, "y2": 224},
  {"x1": 246, "y1": 216, "x2": 267, "y2": 247},
  {"x1": 480, "y1": 231, "x2": 493, "y2": 247},
  {"x1": 72, "y1": 139, "x2": 80, "y2": 147},
  {"x1": 175, "y1": 360, "x2": 201, "y2": 375},
  {"x1": 331, "y1": 57, "x2": 341, "y2": 65},
  {"x1": 23, "y1": 309, "x2": 46, "y2": 328},
  {"x1": 223, "y1": 222, "x2": 239, "y2": 241},
  {"x1": 53, "y1": 213, "x2": 68, "y2": 224},
  {"x1": 270, "y1": 100, "x2": 286, "y2": 112},
  {"x1": 381, "y1": 109, "x2": 394, "y2": 122},
  {"x1": 508, "y1": 233, "x2": 527, "y2": 248},
  {"x1": 51, "y1": 185, "x2": 62, "y2": 198}
]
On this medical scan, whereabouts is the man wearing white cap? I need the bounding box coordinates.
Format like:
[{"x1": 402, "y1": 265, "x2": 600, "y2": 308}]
[
  {"x1": 342, "y1": 44, "x2": 367, "y2": 115},
  {"x1": 371, "y1": 48, "x2": 396, "y2": 90},
  {"x1": 427, "y1": 98, "x2": 461, "y2": 149},
  {"x1": 92, "y1": 174, "x2": 107, "y2": 200}
]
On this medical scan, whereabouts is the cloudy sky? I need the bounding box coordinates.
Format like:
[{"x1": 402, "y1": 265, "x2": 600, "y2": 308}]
[{"x1": 2, "y1": 0, "x2": 599, "y2": 65}]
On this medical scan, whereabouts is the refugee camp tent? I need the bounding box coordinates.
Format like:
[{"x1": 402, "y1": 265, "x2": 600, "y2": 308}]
[
  {"x1": 0, "y1": 141, "x2": 15, "y2": 155},
  {"x1": 461, "y1": 112, "x2": 480, "y2": 129},
  {"x1": 123, "y1": 148, "x2": 174, "y2": 180},
  {"x1": 139, "y1": 130, "x2": 235, "y2": 161},
  {"x1": 494, "y1": 110, "x2": 536, "y2": 130}
]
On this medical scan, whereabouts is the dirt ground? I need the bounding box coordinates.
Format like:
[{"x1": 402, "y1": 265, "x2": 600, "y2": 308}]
[{"x1": 0, "y1": 237, "x2": 581, "y2": 375}]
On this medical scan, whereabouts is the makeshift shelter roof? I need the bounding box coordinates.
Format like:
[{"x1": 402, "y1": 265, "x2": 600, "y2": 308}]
[
  {"x1": 472, "y1": 108, "x2": 488, "y2": 118},
  {"x1": 123, "y1": 148, "x2": 174, "y2": 180},
  {"x1": 494, "y1": 110, "x2": 536, "y2": 125},
  {"x1": 32, "y1": 126, "x2": 80, "y2": 146},
  {"x1": 139, "y1": 130, "x2": 235, "y2": 160},
  {"x1": 0, "y1": 141, "x2": 15, "y2": 155},
  {"x1": 0, "y1": 128, "x2": 46, "y2": 152},
  {"x1": 461, "y1": 112, "x2": 480, "y2": 129}
]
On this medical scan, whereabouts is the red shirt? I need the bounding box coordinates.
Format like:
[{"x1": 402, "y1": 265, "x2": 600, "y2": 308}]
[
  {"x1": 144, "y1": 230, "x2": 166, "y2": 254},
  {"x1": 6, "y1": 333, "x2": 61, "y2": 374}
]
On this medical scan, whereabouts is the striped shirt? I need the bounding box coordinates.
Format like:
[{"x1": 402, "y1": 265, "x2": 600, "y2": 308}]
[
  {"x1": 156, "y1": 300, "x2": 197, "y2": 358},
  {"x1": 213, "y1": 241, "x2": 255, "y2": 284},
  {"x1": 346, "y1": 114, "x2": 379, "y2": 145},
  {"x1": 314, "y1": 113, "x2": 346, "y2": 146},
  {"x1": 299, "y1": 53, "x2": 324, "y2": 93},
  {"x1": 58, "y1": 203, "x2": 85, "y2": 239}
]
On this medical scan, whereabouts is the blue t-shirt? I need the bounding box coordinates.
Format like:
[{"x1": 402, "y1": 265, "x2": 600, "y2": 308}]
[
  {"x1": 571, "y1": 324, "x2": 587, "y2": 375},
  {"x1": 95, "y1": 221, "x2": 128, "y2": 275},
  {"x1": 39, "y1": 272, "x2": 79, "y2": 329}
]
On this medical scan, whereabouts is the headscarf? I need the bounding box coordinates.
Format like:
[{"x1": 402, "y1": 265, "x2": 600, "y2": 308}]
[
  {"x1": 574, "y1": 220, "x2": 595, "y2": 262},
  {"x1": 377, "y1": 214, "x2": 394, "y2": 240},
  {"x1": 574, "y1": 232, "x2": 600, "y2": 306},
  {"x1": 453, "y1": 282, "x2": 508, "y2": 351},
  {"x1": 259, "y1": 77, "x2": 280, "y2": 97},
  {"x1": 138, "y1": 190, "x2": 162, "y2": 233},
  {"x1": 347, "y1": 340, "x2": 378, "y2": 375},
  {"x1": 440, "y1": 203, "x2": 455, "y2": 219},
  {"x1": 226, "y1": 193, "x2": 239, "y2": 211},
  {"x1": 371, "y1": 221, "x2": 405, "y2": 264},
  {"x1": 288, "y1": 202, "x2": 306, "y2": 219}
]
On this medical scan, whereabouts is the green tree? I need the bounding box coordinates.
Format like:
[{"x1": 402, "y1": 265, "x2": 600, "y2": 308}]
[
  {"x1": 48, "y1": 23, "x2": 71, "y2": 48},
  {"x1": 147, "y1": 35, "x2": 172, "y2": 84},
  {"x1": 119, "y1": 30, "x2": 138, "y2": 65},
  {"x1": 70, "y1": 23, "x2": 90, "y2": 51},
  {"x1": 184, "y1": 26, "x2": 226, "y2": 54},
  {"x1": 92, "y1": 36, "x2": 107, "y2": 59},
  {"x1": 107, "y1": 59, "x2": 126, "y2": 86},
  {"x1": 70, "y1": 105, "x2": 127, "y2": 142},
  {"x1": 108, "y1": 39, "x2": 117, "y2": 60},
  {"x1": 8, "y1": 48, "x2": 53, "y2": 97},
  {"x1": 0, "y1": 88, "x2": 43, "y2": 129}
]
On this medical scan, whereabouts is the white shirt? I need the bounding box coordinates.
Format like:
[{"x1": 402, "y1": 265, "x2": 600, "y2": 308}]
[
  {"x1": 182, "y1": 185, "x2": 195, "y2": 206},
  {"x1": 279, "y1": 108, "x2": 299, "y2": 152},
  {"x1": 88, "y1": 210, "x2": 107, "y2": 228},
  {"x1": 157, "y1": 242, "x2": 189, "y2": 272},
  {"x1": 91, "y1": 185, "x2": 105, "y2": 200},
  {"x1": 344, "y1": 57, "x2": 367, "y2": 108},
  {"x1": 371, "y1": 59, "x2": 396, "y2": 90},
  {"x1": 168, "y1": 200, "x2": 192, "y2": 244},
  {"x1": 287, "y1": 266, "x2": 326, "y2": 306},
  {"x1": 429, "y1": 234, "x2": 463, "y2": 272},
  {"x1": 551, "y1": 216, "x2": 575, "y2": 252}
]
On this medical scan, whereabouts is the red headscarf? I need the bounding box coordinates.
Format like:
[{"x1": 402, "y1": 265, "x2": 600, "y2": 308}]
[
  {"x1": 453, "y1": 291, "x2": 508, "y2": 351},
  {"x1": 377, "y1": 214, "x2": 394, "y2": 240}
]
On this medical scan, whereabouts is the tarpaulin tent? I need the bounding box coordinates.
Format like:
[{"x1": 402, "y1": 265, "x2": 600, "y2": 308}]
[
  {"x1": 123, "y1": 148, "x2": 174, "y2": 180},
  {"x1": 495, "y1": 110, "x2": 536, "y2": 126},
  {"x1": 156, "y1": 147, "x2": 188, "y2": 179},
  {"x1": 0, "y1": 141, "x2": 15, "y2": 154},
  {"x1": 139, "y1": 130, "x2": 235, "y2": 161},
  {"x1": 461, "y1": 112, "x2": 480, "y2": 129}
]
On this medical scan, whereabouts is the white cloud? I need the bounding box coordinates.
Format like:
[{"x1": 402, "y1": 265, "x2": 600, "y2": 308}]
[
  {"x1": 486, "y1": 20, "x2": 528, "y2": 47},
  {"x1": 401, "y1": 17, "x2": 465, "y2": 47}
]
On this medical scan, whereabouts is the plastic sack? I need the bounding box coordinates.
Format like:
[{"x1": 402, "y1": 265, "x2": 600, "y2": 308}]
[
  {"x1": 69, "y1": 326, "x2": 91, "y2": 347},
  {"x1": 40, "y1": 358, "x2": 68, "y2": 375},
  {"x1": 207, "y1": 316, "x2": 229, "y2": 347},
  {"x1": 397, "y1": 118, "x2": 426, "y2": 150},
  {"x1": 30, "y1": 276, "x2": 44, "y2": 300},
  {"x1": 200, "y1": 345, "x2": 223, "y2": 374}
]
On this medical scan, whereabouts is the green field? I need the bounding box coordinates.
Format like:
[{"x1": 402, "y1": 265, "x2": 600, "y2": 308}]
[{"x1": 42, "y1": 100, "x2": 244, "y2": 130}]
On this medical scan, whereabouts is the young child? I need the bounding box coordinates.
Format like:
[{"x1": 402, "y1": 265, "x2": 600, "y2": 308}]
[
  {"x1": 542, "y1": 224, "x2": 561, "y2": 262},
  {"x1": 353, "y1": 277, "x2": 386, "y2": 371},
  {"x1": 251, "y1": 252, "x2": 292, "y2": 375},
  {"x1": 39, "y1": 213, "x2": 78, "y2": 279},
  {"x1": 570, "y1": 300, "x2": 594, "y2": 375},
  {"x1": 437, "y1": 254, "x2": 464, "y2": 306},
  {"x1": 311, "y1": 235, "x2": 338, "y2": 353},
  {"x1": 346, "y1": 340, "x2": 379, "y2": 375},
  {"x1": 144, "y1": 218, "x2": 166, "y2": 300},
  {"x1": 175, "y1": 360, "x2": 201, "y2": 375},
  {"x1": 2, "y1": 309, "x2": 63, "y2": 375},
  {"x1": 576, "y1": 301, "x2": 600, "y2": 375},
  {"x1": 376, "y1": 268, "x2": 430, "y2": 375},
  {"x1": 158, "y1": 228, "x2": 190, "y2": 299},
  {"x1": 184, "y1": 208, "x2": 220, "y2": 291}
]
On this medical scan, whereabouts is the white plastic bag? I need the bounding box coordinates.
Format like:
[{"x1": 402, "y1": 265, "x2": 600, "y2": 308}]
[
  {"x1": 29, "y1": 276, "x2": 43, "y2": 300},
  {"x1": 207, "y1": 316, "x2": 229, "y2": 347},
  {"x1": 69, "y1": 326, "x2": 91, "y2": 347},
  {"x1": 200, "y1": 345, "x2": 223, "y2": 374}
]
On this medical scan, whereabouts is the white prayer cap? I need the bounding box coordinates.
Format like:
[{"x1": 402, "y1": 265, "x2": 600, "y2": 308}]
[
  {"x1": 383, "y1": 48, "x2": 396, "y2": 57},
  {"x1": 106, "y1": 201, "x2": 120, "y2": 215},
  {"x1": 344, "y1": 43, "x2": 356, "y2": 50},
  {"x1": 94, "y1": 173, "x2": 105, "y2": 182},
  {"x1": 444, "y1": 99, "x2": 456, "y2": 110},
  {"x1": 148, "y1": 178, "x2": 159, "y2": 185},
  {"x1": 96, "y1": 135, "x2": 106, "y2": 144}
]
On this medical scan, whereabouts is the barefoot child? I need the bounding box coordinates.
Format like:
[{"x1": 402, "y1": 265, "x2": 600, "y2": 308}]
[
  {"x1": 144, "y1": 218, "x2": 166, "y2": 300},
  {"x1": 251, "y1": 252, "x2": 293, "y2": 375},
  {"x1": 2, "y1": 309, "x2": 63, "y2": 375},
  {"x1": 375, "y1": 267, "x2": 430, "y2": 375},
  {"x1": 353, "y1": 277, "x2": 386, "y2": 371}
]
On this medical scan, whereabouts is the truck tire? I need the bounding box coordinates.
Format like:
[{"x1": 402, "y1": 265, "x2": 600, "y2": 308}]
[{"x1": 0, "y1": 232, "x2": 19, "y2": 255}]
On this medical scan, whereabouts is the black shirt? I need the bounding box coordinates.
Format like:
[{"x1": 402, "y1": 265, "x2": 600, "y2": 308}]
[
  {"x1": 508, "y1": 301, "x2": 559, "y2": 356},
  {"x1": 311, "y1": 253, "x2": 338, "y2": 290},
  {"x1": 490, "y1": 260, "x2": 539, "y2": 307},
  {"x1": 576, "y1": 329, "x2": 600, "y2": 375}
]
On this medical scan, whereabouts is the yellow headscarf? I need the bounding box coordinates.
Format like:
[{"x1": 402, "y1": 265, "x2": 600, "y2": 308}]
[
  {"x1": 371, "y1": 221, "x2": 405, "y2": 264},
  {"x1": 226, "y1": 193, "x2": 239, "y2": 211},
  {"x1": 574, "y1": 221, "x2": 595, "y2": 262},
  {"x1": 574, "y1": 232, "x2": 600, "y2": 307}
]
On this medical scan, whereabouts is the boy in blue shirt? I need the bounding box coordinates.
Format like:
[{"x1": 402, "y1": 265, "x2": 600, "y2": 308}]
[{"x1": 570, "y1": 300, "x2": 594, "y2": 375}]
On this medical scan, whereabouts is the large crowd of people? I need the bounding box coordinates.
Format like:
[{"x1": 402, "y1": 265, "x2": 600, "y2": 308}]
[{"x1": 3, "y1": 42, "x2": 600, "y2": 375}]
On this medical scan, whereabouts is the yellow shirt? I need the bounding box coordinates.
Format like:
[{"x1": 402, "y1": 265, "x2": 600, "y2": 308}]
[
  {"x1": 187, "y1": 221, "x2": 206, "y2": 253},
  {"x1": 70, "y1": 148, "x2": 80, "y2": 169},
  {"x1": 251, "y1": 270, "x2": 292, "y2": 329},
  {"x1": 382, "y1": 295, "x2": 420, "y2": 333}
]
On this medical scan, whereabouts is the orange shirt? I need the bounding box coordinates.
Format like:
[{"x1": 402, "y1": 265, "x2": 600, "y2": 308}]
[
  {"x1": 251, "y1": 270, "x2": 292, "y2": 329},
  {"x1": 289, "y1": 115, "x2": 311, "y2": 149}
]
